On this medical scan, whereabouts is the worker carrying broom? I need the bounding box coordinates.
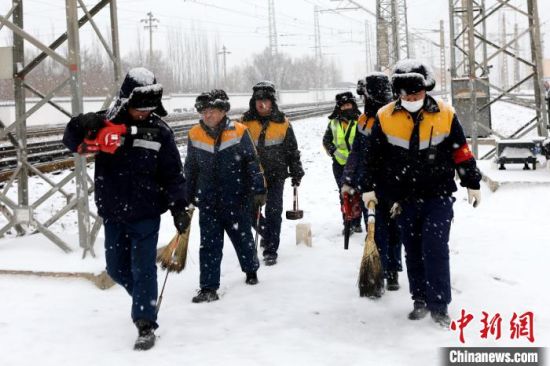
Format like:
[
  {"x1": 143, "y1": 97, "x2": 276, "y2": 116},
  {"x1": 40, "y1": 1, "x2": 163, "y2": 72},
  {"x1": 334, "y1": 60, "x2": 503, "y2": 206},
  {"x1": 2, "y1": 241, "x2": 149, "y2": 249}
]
[
  {"x1": 323, "y1": 91, "x2": 363, "y2": 235},
  {"x1": 240, "y1": 81, "x2": 305, "y2": 266},
  {"x1": 358, "y1": 59, "x2": 481, "y2": 327},
  {"x1": 62, "y1": 67, "x2": 190, "y2": 350},
  {"x1": 341, "y1": 73, "x2": 403, "y2": 292},
  {"x1": 184, "y1": 89, "x2": 266, "y2": 303}
]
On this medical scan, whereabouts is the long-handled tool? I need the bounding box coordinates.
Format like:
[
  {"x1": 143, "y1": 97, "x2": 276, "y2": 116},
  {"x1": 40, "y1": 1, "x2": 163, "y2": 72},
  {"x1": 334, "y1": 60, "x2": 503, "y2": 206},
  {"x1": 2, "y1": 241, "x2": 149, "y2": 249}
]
[
  {"x1": 254, "y1": 206, "x2": 262, "y2": 250},
  {"x1": 286, "y1": 186, "x2": 303, "y2": 220},
  {"x1": 358, "y1": 200, "x2": 384, "y2": 298},
  {"x1": 155, "y1": 207, "x2": 194, "y2": 313},
  {"x1": 342, "y1": 192, "x2": 362, "y2": 250}
]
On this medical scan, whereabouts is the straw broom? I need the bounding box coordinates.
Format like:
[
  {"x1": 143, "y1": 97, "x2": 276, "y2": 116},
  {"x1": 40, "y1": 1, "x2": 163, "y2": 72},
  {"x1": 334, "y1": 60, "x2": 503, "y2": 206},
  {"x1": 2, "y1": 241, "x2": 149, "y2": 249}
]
[
  {"x1": 155, "y1": 207, "x2": 194, "y2": 314},
  {"x1": 358, "y1": 200, "x2": 384, "y2": 298},
  {"x1": 157, "y1": 207, "x2": 194, "y2": 273}
]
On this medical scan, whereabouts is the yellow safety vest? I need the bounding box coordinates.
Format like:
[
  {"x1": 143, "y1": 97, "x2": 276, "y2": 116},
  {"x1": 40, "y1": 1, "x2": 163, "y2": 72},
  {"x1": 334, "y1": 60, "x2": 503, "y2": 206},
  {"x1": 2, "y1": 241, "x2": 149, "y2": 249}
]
[{"x1": 330, "y1": 119, "x2": 357, "y2": 165}]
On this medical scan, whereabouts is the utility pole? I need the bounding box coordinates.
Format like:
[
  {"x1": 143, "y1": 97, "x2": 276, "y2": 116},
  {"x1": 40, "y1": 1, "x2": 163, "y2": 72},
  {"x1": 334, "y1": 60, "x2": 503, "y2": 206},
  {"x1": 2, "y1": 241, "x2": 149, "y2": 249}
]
[
  {"x1": 513, "y1": 22, "x2": 520, "y2": 88},
  {"x1": 141, "y1": 11, "x2": 158, "y2": 65},
  {"x1": 527, "y1": 0, "x2": 547, "y2": 136},
  {"x1": 439, "y1": 20, "x2": 447, "y2": 100},
  {"x1": 500, "y1": 12, "x2": 509, "y2": 89},
  {"x1": 314, "y1": 6, "x2": 323, "y2": 90},
  {"x1": 267, "y1": 0, "x2": 278, "y2": 56},
  {"x1": 364, "y1": 20, "x2": 372, "y2": 73},
  {"x1": 12, "y1": 0, "x2": 27, "y2": 207},
  {"x1": 465, "y1": 0, "x2": 479, "y2": 157},
  {"x1": 376, "y1": 0, "x2": 409, "y2": 71},
  {"x1": 217, "y1": 45, "x2": 231, "y2": 87},
  {"x1": 313, "y1": 6, "x2": 323, "y2": 100}
]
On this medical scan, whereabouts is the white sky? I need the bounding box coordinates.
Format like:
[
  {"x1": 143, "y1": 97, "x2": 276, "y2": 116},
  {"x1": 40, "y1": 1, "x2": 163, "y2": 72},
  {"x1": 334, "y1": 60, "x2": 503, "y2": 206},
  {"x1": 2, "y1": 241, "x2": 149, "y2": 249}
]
[{"x1": 0, "y1": 0, "x2": 549, "y2": 82}]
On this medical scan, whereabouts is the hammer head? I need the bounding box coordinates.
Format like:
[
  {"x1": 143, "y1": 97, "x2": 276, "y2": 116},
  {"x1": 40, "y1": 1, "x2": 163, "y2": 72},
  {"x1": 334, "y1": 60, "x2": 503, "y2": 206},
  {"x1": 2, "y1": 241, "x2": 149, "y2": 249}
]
[{"x1": 286, "y1": 210, "x2": 304, "y2": 220}]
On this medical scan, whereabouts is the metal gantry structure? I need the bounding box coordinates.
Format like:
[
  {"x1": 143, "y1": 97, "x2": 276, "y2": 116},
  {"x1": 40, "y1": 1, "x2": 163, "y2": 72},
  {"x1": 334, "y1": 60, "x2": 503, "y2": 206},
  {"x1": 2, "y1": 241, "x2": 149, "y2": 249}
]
[
  {"x1": 376, "y1": 0, "x2": 410, "y2": 72},
  {"x1": 267, "y1": 0, "x2": 278, "y2": 56},
  {"x1": 448, "y1": 0, "x2": 548, "y2": 157},
  {"x1": 0, "y1": 0, "x2": 122, "y2": 256},
  {"x1": 323, "y1": 0, "x2": 411, "y2": 73}
]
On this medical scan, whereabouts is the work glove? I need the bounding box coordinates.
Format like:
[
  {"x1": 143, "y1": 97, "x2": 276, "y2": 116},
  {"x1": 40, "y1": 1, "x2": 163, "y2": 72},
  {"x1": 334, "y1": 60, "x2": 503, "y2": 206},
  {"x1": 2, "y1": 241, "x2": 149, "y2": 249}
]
[
  {"x1": 172, "y1": 208, "x2": 192, "y2": 234},
  {"x1": 390, "y1": 202, "x2": 402, "y2": 219},
  {"x1": 79, "y1": 112, "x2": 105, "y2": 138},
  {"x1": 340, "y1": 184, "x2": 355, "y2": 198},
  {"x1": 362, "y1": 191, "x2": 378, "y2": 205},
  {"x1": 291, "y1": 176, "x2": 301, "y2": 187},
  {"x1": 467, "y1": 189, "x2": 481, "y2": 208},
  {"x1": 253, "y1": 193, "x2": 267, "y2": 210}
]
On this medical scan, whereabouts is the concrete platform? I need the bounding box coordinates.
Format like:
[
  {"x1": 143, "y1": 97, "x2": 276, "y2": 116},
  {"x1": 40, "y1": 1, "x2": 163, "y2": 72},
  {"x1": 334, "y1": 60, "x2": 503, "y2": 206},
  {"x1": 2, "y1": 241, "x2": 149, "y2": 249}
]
[{"x1": 478, "y1": 160, "x2": 550, "y2": 192}]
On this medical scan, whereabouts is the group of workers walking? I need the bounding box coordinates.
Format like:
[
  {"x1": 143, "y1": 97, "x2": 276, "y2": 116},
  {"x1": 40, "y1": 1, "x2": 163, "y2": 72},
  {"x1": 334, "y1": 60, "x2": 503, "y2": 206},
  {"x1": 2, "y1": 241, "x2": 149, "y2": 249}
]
[{"x1": 63, "y1": 58, "x2": 480, "y2": 350}]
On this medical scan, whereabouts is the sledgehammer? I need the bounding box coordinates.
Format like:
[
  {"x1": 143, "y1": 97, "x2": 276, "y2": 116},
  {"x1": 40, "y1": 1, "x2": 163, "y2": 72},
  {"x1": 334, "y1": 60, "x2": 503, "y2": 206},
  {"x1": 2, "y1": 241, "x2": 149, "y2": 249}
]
[{"x1": 286, "y1": 186, "x2": 304, "y2": 220}]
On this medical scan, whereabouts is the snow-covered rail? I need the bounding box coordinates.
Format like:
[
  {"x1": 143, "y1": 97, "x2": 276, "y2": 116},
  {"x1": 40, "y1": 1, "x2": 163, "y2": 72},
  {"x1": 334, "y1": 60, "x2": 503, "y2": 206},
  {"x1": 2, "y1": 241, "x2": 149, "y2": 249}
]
[{"x1": 0, "y1": 102, "x2": 336, "y2": 182}]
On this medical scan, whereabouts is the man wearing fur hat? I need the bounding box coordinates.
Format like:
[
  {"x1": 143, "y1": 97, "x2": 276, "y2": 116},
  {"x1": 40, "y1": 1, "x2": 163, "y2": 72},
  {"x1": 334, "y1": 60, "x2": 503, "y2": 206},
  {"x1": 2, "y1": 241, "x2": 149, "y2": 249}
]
[
  {"x1": 359, "y1": 60, "x2": 481, "y2": 327},
  {"x1": 341, "y1": 73, "x2": 402, "y2": 293},
  {"x1": 185, "y1": 89, "x2": 266, "y2": 302},
  {"x1": 63, "y1": 67, "x2": 189, "y2": 350},
  {"x1": 240, "y1": 81, "x2": 305, "y2": 266},
  {"x1": 323, "y1": 91, "x2": 363, "y2": 234}
]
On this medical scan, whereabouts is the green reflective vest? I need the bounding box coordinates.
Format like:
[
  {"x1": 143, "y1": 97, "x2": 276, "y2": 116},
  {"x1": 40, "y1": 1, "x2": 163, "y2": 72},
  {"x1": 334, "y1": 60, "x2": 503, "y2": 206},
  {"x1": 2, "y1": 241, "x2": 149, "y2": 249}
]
[{"x1": 330, "y1": 118, "x2": 357, "y2": 165}]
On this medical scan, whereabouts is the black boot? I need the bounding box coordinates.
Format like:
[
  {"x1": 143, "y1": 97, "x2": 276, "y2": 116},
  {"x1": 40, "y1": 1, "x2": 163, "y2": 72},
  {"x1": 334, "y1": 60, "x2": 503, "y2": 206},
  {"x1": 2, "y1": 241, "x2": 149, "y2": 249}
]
[
  {"x1": 431, "y1": 310, "x2": 451, "y2": 328},
  {"x1": 192, "y1": 288, "x2": 219, "y2": 303},
  {"x1": 386, "y1": 271, "x2": 400, "y2": 291},
  {"x1": 408, "y1": 300, "x2": 429, "y2": 320},
  {"x1": 134, "y1": 319, "x2": 156, "y2": 351},
  {"x1": 264, "y1": 254, "x2": 277, "y2": 266},
  {"x1": 352, "y1": 224, "x2": 363, "y2": 233},
  {"x1": 245, "y1": 271, "x2": 259, "y2": 285}
]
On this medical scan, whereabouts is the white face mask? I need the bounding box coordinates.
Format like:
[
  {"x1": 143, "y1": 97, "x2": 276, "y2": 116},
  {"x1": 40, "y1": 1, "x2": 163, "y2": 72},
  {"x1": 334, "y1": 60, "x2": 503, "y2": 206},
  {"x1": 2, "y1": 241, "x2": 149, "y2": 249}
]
[{"x1": 400, "y1": 98, "x2": 424, "y2": 113}]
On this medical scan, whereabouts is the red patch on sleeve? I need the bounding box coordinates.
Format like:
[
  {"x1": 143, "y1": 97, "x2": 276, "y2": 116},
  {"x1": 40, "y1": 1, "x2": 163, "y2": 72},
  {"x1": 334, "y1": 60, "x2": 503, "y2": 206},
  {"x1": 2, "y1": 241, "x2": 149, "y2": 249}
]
[{"x1": 453, "y1": 143, "x2": 474, "y2": 164}]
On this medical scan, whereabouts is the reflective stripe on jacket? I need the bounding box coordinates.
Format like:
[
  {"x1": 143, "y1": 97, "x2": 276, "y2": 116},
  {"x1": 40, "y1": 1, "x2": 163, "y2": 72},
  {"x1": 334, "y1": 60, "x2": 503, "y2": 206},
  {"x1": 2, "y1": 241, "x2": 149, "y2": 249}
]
[
  {"x1": 184, "y1": 118, "x2": 266, "y2": 211},
  {"x1": 240, "y1": 117, "x2": 304, "y2": 182},
  {"x1": 328, "y1": 119, "x2": 357, "y2": 165}
]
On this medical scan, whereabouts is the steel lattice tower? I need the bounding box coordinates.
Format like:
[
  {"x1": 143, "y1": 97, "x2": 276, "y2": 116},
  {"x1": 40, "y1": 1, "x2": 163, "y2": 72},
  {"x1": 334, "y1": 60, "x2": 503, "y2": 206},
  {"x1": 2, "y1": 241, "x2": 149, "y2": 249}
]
[
  {"x1": 268, "y1": 0, "x2": 278, "y2": 56},
  {"x1": 376, "y1": 0, "x2": 410, "y2": 71},
  {"x1": 448, "y1": 0, "x2": 548, "y2": 158},
  {"x1": 0, "y1": 0, "x2": 122, "y2": 256}
]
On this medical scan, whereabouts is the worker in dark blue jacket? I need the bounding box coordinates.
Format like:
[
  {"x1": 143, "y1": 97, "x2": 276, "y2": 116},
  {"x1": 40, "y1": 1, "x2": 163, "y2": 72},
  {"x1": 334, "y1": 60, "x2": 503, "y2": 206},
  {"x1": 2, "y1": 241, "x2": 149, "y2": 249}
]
[
  {"x1": 63, "y1": 67, "x2": 189, "y2": 351},
  {"x1": 341, "y1": 73, "x2": 402, "y2": 292},
  {"x1": 184, "y1": 90, "x2": 267, "y2": 303},
  {"x1": 359, "y1": 60, "x2": 481, "y2": 327}
]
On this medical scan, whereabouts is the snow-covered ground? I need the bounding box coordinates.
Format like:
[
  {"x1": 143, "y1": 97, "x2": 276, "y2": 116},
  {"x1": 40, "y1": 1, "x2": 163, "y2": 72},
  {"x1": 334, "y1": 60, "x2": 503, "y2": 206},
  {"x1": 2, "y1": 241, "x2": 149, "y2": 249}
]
[{"x1": 0, "y1": 114, "x2": 549, "y2": 366}]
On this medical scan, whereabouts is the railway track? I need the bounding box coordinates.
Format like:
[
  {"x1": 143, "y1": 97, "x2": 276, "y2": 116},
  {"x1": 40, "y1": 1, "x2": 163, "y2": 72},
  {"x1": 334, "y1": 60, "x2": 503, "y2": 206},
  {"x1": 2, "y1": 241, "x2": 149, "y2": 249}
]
[{"x1": 0, "y1": 102, "x2": 335, "y2": 182}]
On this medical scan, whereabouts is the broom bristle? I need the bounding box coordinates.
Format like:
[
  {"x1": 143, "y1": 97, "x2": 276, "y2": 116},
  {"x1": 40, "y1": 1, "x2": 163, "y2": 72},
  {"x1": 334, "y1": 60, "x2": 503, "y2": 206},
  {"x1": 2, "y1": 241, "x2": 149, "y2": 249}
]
[
  {"x1": 358, "y1": 220, "x2": 384, "y2": 298},
  {"x1": 156, "y1": 208, "x2": 194, "y2": 273},
  {"x1": 358, "y1": 253, "x2": 384, "y2": 298},
  {"x1": 157, "y1": 234, "x2": 179, "y2": 270},
  {"x1": 171, "y1": 234, "x2": 188, "y2": 273},
  {"x1": 157, "y1": 233, "x2": 189, "y2": 273}
]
